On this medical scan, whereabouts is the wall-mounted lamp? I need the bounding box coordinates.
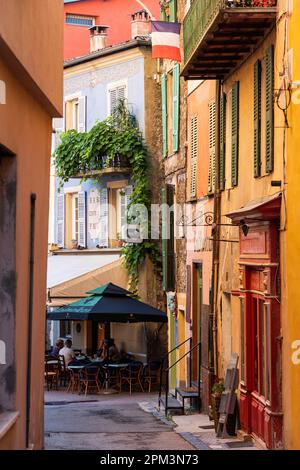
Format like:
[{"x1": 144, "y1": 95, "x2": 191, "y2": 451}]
[{"x1": 240, "y1": 219, "x2": 249, "y2": 237}]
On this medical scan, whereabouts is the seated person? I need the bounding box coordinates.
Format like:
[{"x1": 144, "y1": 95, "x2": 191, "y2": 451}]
[
  {"x1": 96, "y1": 339, "x2": 105, "y2": 360},
  {"x1": 59, "y1": 339, "x2": 75, "y2": 366},
  {"x1": 50, "y1": 339, "x2": 64, "y2": 358},
  {"x1": 108, "y1": 338, "x2": 121, "y2": 363}
]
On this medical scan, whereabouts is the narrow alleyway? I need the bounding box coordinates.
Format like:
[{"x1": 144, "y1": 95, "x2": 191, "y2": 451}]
[{"x1": 44, "y1": 392, "x2": 194, "y2": 450}]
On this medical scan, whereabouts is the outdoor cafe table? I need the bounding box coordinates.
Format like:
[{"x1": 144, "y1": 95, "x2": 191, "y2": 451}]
[{"x1": 67, "y1": 361, "x2": 130, "y2": 394}]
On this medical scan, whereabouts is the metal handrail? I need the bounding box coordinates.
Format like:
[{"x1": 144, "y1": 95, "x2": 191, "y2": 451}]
[
  {"x1": 158, "y1": 340, "x2": 202, "y2": 416},
  {"x1": 158, "y1": 337, "x2": 192, "y2": 404},
  {"x1": 165, "y1": 341, "x2": 201, "y2": 372}
]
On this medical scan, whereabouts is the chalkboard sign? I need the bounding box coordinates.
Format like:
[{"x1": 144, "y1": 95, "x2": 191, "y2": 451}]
[{"x1": 217, "y1": 352, "x2": 239, "y2": 438}]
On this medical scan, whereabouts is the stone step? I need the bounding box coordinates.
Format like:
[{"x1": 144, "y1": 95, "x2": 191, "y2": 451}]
[{"x1": 159, "y1": 396, "x2": 183, "y2": 410}]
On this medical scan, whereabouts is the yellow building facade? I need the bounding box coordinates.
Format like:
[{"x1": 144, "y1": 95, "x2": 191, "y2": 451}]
[{"x1": 284, "y1": 0, "x2": 300, "y2": 450}]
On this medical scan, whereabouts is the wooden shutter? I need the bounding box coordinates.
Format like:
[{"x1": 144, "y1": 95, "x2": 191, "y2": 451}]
[
  {"x1": 265, "y1": 45, "x2": 274, "y2": 173},
  {"x1": 208, "y1": 101, "x2": 216, "y2": 194},
  {"x1": 99, "y1": 188, "x2": 109, "y2": 247},
  {"x1": 161, "y1": 73, "x2": 168, "y2": 157},
  {"x1": 120, "y1": 185, "x2": 133, "y2": 240},
  {"x1": 219, "y1": 93, "x2": 226, "y2": 191},
  {"x1": 109, "y1": 89, "x2": 117, "y2": 115},
  {"x1": 254, "y1": 60, "x2": 262, "y2": 178},
  {"x1": 172, "y1": 64, "x2": 180, "y2": 153},
  {"x1": 117, "y1": 85, "x2": 126, "y2": 101},
  {"x1": 78, "y1": 191, "x2": 87, "y2": 247},
  {"x1": 162, "y1": 185, "x2": 175, "y2": 291},
  {"x1": 231, "y1": 81, "x2": 239, "y2": 187},
  {"x1": 56, "y1": 193, "x2": 65, "y2": 248},
  {"x1": 169, "y1": 0, "x2": 177, "y2": 22},
  {"x1": 78, "y1": 96, "x2": 87, "y2": 132},
  {"x1": 190, "y1": 116, "x2": 198, "y2": 198}
]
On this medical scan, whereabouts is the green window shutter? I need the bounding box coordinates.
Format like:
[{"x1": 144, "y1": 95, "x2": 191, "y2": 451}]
[
  {"x1": 169, "y1": 0, "x2": 177, "y2": 22},
  {"x1": 161, "y1": 73, "x2": 167, "y2": 157},
  {"x1": 265, "y1": 45, "x2": 274, "y2": 174},
  {"x1": 219, "y1": 93, "x2": 226, "y2": 191},
  {"x1": 254, "y1": 59, "x2": 262, "y2": 178},
  {"x1": 172, "y1": 64, "x2": 180, "y2": 153},
  {"x1": 231, "y1": 81, "x2": 239, "y2": 187},
  {"x1": 160, "y1": 7, "x2": 167, "y2": 21},
  {"x1": 162, "y1": 185, "x2": 175, "y2": 291},
  {"x1": 208, "y1": 100, "x2": 216, "y2": 194}
]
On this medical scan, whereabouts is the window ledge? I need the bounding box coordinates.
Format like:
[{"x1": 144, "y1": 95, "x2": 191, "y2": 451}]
[{"x1": 0, "y1": 411, "x2": 19, "y2": 440}]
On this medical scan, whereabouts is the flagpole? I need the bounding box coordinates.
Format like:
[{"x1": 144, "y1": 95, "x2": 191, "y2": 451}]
[{"x1": 135, "y1": 0, "x2": 156, "y2": 20}]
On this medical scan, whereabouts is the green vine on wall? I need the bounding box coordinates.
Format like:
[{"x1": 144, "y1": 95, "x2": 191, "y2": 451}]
[{"x1": 54, "y1": 100, "x2": 160, "y2": 294}]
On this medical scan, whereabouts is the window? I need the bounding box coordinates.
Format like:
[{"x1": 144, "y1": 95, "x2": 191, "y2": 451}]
[
  {"x1": 72, "y1": 194, "x2": 79, "y2": 241},
  {"x1": 108, "y1": 83, "x2": 127, "y2": 116},
  {"x1": 66, "y1": 14, "x2": 95, "y2": 27},
  {"x1": 65, "y1": 96, "x2": 86, "y2": 132}
]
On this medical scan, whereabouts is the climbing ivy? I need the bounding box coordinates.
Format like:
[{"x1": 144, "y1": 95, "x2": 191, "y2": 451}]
[{"x1": 54, "y1": 100, "x2": 160, "y2": 294}]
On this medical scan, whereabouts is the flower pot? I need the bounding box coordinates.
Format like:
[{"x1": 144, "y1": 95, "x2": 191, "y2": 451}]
[{"x1": 71, "y1": 239, "x2": 78, "y2": 249}]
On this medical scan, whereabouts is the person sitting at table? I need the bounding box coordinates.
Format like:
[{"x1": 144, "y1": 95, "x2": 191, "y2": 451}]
[
  {"x1": 108, "y1": 338, "x2": 121, "y2": 363},
  {"x1": 59, "y1": 339, "x2": 75, "y2": 366},
  {"x1": 50, "y1": 338, "x2": 64, "y2": 358},
  {"x1": 96, "y1": 339, "x2": 105, "y2": 360}
]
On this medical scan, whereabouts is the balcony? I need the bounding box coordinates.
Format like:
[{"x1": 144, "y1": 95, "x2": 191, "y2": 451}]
[
  {"x1": 182, "y1": 0, "x2": 277, "y2": 80},
  {"x1": 75, "y1": 154, "x2": 131, "y2": 178}
]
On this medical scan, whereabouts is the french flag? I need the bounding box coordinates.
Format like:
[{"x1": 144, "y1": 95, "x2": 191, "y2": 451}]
[{"x1": 151, "y1": 21, "x2": 181, "y2": 62}]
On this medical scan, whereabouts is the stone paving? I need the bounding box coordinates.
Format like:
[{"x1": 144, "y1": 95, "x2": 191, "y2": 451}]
[{"x1": 44, "y1": 391, "x2": 193, "y2": 450}]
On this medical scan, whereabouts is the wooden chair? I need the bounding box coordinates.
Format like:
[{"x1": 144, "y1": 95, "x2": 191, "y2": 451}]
[
  {"x1": 44, "y1": 358, "x2": 59, "y2": 391},
  {"x1": 143, "y1": 360, "x2": 162, "y2": 393},
  {"x1": 79, "y1": 366, "x2": 102, "y2": 396},
  {"x1": 119, "y1": 362, "x2": 144, "y2": 395},
  {"x1": 58, "y1": 354, "x2": 69, "y2": 387},
  {"x1": 67, "y1": 368, "x2": 81, "y2": 394}
]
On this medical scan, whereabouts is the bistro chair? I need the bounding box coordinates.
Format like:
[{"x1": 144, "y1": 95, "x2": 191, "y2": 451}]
[
  {"x1": 142, "y1": 360, "x2": 162, "y2": 393},
  {"x1": 79, "y1": 366, "x2": 102, "y2": 396},
  {"x1": 119, "y1": 361, "x2": 144, "y2": 395},
  {"x1": 67, "y1": 368, "x2": 81, "y2": 394},
  {"x1": 58, "y1": 354, "x2": 69, "y2": 388},
  {"x1": 44, "y1": 357, "x2": 59, "y2": 391}
]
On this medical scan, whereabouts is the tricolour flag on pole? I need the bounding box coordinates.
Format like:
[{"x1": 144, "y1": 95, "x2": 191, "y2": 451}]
[{"x1": 151, "y1": 21, "x2": 181, "y2": 62}]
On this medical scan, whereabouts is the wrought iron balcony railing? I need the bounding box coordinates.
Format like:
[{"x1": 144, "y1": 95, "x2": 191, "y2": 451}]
[
  {"x1": 76, "y1": 154, "x2": 131, "y2": 177},
  {"x1": 183, "y1": 0, "x2": 277, "y2": 79}
]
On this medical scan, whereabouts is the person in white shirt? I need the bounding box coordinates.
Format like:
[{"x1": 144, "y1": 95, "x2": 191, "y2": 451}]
[{"x1": 59, "y1": 339, "x2": 75, "y2": 366}]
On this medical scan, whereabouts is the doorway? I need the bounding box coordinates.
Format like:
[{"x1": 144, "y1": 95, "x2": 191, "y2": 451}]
[{"x1": 192, "y1": 263, "x2": 202, "y2": 381}]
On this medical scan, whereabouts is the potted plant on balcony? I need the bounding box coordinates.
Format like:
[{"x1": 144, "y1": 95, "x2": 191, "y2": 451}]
[
  {"x1": 210, "y1": 378, "x2": 225, "y2": 432},
  {"x1": 71, "y1": 239, "x2": 78, "y2": 249}
]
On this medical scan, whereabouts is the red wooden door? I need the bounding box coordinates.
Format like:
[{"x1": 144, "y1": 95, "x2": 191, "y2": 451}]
[{"x1": 248, "y1": 294, "x2": 270, "y2": 442}]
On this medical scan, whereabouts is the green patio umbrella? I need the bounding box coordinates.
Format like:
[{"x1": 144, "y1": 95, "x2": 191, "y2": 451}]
[{"x1": 46, "y1": 282, "x2": 167, "y2": 324}]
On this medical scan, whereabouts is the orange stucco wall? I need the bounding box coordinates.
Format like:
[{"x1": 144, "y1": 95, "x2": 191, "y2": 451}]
[
  {"x1": 0, "y1": 0, "x2": 63, "y2": 449},
  {"x1": 64, "y1": 0, "x2": 160, "y2": 60},
  {"x1": 0, "y1": 0, "x2": 63, "y2": 116}
]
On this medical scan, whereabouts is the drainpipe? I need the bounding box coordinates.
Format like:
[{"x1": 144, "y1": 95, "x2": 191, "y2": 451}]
[
  {"x1": 210, "y1": 80, "x2": 221, "y2": 381},
  {"x1": 26, "y1": 193, "x2": 36, "y2": 449}
]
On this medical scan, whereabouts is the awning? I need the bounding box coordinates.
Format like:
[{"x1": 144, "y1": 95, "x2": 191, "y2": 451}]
[
  {"x1": 47, "y1": 258, "x2": 128, "y2": 307},
  {"x1": 47, "y1": 283, "x2": 167, "y2": 323},
  {"x1": 226, "y1": 192, "x2": 281, "y2": 223}
]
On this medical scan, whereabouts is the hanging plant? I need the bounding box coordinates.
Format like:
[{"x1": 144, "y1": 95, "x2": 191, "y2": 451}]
[{"x1": 54, "y1": 100, "x2": 161, "y2": 294}]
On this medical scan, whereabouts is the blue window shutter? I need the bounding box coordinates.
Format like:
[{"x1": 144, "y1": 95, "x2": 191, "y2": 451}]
[
  {"x1": 99, "y1": 188, "x2": 109, "y2": 247},
  {"x1": 56, "y1": 193, "x2": 65, "y2": 248},
  {"x1": 78, "y1": 191, "x2": 87, "y2": 248}
]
